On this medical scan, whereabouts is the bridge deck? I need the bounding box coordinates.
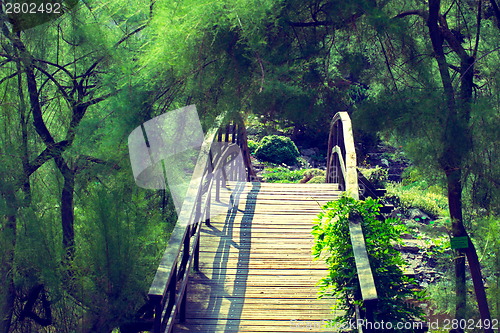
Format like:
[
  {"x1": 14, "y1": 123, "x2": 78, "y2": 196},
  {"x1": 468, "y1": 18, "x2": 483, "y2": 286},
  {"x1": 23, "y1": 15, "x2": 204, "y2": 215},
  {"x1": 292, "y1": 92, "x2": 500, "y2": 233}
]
[{"x1": 174, "y1": 182, "x2": 342, "y2": 332}]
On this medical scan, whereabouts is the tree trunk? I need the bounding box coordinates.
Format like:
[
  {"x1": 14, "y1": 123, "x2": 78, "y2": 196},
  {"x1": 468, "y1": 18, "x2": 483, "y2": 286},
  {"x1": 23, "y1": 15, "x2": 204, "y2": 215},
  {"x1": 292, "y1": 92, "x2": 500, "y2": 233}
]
[
  {"x1": 427, "y1": 2, "x2": 492, "y2": 329},
  {"x1": 0, "y1": 194, "x2": 17, "y2": 333},
  {"x1": 466, "y1": 241, "x2": 493, "y2": 333},
  {"x1": 0, "y1": 265, "x2": 15, "y2": 333},
  {"x1": 446, "y1": 169, "x2": 468, "y2": 331},
  {"x1": 55, "y1": 156, "x2": 76, "y2": 260},
  {"x1": 458, "y1": 54, "x2": 493, "y2": 333},
  {"x1": 427, "y1": 1, "x2": 467, "y2": 327}
]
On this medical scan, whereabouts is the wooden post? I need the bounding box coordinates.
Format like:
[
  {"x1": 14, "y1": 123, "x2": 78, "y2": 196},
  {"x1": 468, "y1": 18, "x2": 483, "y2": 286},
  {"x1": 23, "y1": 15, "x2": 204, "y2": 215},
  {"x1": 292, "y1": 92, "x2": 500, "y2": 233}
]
[
  {"x1": 194, "y1": 232, "x2": 200, "y2": 271},
  {"x1": 205, "y1": 187, "x2": 211, "y2": 226},
  {"x1": 231, "y1": 123, "x2": 236, "y2": 143},
  {"x1": 180, "y1": 287, "x2": 187, "y2": 322},
  {"x1": 151, "y1": 296, "x2": 162, "y2": 333},
  {"x1": 224, "y1": 124, "x2": 230, "y2": 142},
  {"x1": 182, "y1": 227, "x2": 190, "y2": 269},
  {"x1": 364, "y1": 299, "x2": 377, "y2": 332}
]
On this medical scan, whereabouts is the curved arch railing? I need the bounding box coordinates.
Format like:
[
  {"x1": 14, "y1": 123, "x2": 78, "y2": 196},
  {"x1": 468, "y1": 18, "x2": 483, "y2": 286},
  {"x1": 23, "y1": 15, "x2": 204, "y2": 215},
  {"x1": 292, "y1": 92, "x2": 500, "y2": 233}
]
[
  {"x1": 122, "y1": 111, "x2": 256, "y2": 333},
  {"x1": 326, "y1": 112, "x2": 378, "y2": 332},
  {"x1": 326, "y1": 112, "x2": 359, "y2": 198}
]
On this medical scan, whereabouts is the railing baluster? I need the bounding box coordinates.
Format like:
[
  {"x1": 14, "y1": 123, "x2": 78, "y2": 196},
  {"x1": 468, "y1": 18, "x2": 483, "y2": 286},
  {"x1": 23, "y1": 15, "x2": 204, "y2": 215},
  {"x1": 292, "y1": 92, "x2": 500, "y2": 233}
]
[
  {"x1": 193, "y1": 229, "x2": 200, "y2": 271},
  {"x1": 180, "y1": 288, "x2": 187, "y2": 323},
  {"x1": 231, "y1": 123, "x2": 236, "y2": 143},
  {"x1": 225, "y1": 124, "x2": 230, "y2": 142},
  {"x1": 140, "y1": 112, "x2": 256, "y2": 333},
  {"x1": 152, "y1": 296, "x2": 161, "y2": 333}
]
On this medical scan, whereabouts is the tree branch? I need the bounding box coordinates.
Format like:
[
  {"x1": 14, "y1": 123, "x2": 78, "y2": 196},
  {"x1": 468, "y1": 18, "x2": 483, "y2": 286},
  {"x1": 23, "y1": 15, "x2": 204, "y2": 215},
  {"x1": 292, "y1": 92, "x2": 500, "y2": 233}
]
[
  {"x1": 78, "y1": 90, "x2": 118, "y2": 109},
  {"x1": 34, "y1": 58, "x2": 75, "y2": 80},
  {"x1": 394, "y1": 10, "x2": 429, "y2": 20},
  {"x1": 473, "y1": 0, "x2": 482, "y2": 59},
  {"x1": 0, "y1": 70, "x2": 21, "y2": 86},
  {"x1": 26, "y1": 141, "x2": 70, "y2": 178},
  {"x1": 74, "y1": 155, "x2": 121, "y2": 174},
  {"x1": 33, "y1": 65, "x2": 73, "y2": 103},
  {"x1": 489, "y1": 0, "x2": 500, "y2": 29}
]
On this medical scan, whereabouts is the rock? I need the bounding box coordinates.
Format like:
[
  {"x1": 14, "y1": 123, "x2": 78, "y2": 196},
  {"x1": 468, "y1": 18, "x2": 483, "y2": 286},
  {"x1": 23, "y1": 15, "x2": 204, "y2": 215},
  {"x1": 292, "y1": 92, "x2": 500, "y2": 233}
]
[
  {"x1": 397, "y1": 242, "x2": 421, "y2": 253},
  {"x1": 301, "y1": 148, "x2": 317, "y2": 156},
  {"x1": 389, "y1": 208, "x2": 403, "y2": 219},
  {"x1": 408, "y1": 208, "x2": 431, "y2": 223},
  {"x1": 425, "y1": 257, "x2": 439, "y2": 268}
]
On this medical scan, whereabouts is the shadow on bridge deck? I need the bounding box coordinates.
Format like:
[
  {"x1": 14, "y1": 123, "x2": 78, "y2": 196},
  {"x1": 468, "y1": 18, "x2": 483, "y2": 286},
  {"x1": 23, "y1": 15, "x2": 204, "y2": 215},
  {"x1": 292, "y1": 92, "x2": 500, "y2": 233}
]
[{"x1": 174, "y1": 182, "x2": 341, "y2": 333}]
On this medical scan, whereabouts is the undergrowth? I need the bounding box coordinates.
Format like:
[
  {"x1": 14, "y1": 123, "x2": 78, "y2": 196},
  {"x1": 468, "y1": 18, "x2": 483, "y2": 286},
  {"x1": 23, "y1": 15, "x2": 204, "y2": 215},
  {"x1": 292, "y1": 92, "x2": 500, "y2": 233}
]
[{"x1": 312, "y1": 195, "x2": 426, "y2": 331}]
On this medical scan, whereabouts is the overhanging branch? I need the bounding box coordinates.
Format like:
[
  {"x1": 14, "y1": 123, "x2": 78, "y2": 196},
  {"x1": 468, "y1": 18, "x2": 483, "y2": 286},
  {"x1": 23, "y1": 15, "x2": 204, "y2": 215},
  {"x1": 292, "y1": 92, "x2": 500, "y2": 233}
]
[
  {"x1": 394, "y1": 9, "x2": 429, "y2": 20},
  {"x1": 26, "y1": 141, "x2": 70, "y2": 178}
]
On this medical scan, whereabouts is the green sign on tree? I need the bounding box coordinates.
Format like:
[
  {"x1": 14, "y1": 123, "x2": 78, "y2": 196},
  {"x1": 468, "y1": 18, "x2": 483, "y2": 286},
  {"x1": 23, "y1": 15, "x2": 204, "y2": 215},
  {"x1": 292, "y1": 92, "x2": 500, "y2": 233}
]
[{"x1": 450, "y1": 236, "x2": 469, "y2": 249}]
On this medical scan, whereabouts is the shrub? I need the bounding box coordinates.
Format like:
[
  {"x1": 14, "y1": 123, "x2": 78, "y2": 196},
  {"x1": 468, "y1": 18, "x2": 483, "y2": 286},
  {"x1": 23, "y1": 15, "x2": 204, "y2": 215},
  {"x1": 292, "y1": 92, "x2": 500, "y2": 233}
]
[
  {"x1": 261, "y1": 166, "x2": 306, "y2": 183},
  {"x1": 299, "y1": 169, "x2": 325, "y2": 183},
  {"x1": 312, "y1": 195, "x2": 425, "y2": 330},
  {"x1": 254, "y1": 135, "x2": 300, "y2": 165},
  {"x1": 307, "y1": 175, "x2": 326, "y2": 183},
  {"x1": 359, "y1": 166, "x2": 388, "y2": 188},
  {"x1": 261, "y1": 167, "x2": 326, "y2": 183},
  {"x1": 385, "y1": 182, "x2": 448, "y2": 218},
  {"x1": 247, "y1": 139, "x2": 258, "y2": 155}
]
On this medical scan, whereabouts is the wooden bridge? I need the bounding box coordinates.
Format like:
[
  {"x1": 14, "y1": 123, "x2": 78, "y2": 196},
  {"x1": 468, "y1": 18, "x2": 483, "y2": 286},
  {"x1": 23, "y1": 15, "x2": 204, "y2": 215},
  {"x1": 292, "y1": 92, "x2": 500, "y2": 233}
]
[
  {"x1": 174, "y1": 181, "x2": 341, "y2": 332},
  {"x1": 122, "y1": 112, "x2": 380, "y2": 333}
]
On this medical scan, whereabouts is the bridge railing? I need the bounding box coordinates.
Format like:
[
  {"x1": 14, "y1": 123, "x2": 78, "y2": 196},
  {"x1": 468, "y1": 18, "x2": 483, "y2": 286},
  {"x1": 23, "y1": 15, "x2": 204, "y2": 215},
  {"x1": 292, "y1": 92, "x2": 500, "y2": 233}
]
[
  {"x1": 122, "y1": 112, "x2": 255, "y2": 333},
  {"x1": 326, "y1": 112, "x2": 378, "y2": 332}
]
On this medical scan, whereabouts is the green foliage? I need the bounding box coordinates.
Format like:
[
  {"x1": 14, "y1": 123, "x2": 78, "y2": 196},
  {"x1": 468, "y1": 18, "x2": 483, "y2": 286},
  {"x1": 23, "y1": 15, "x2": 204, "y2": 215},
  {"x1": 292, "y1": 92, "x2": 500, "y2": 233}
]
[
  {"x1": 71, "y1": 184, "x2": 169, "y2": 331},
  {"x1": 472, "y1": 215, "x2": 500, "y2": 320},
  {"x1": 295, "y1": 156, "x2": 310, "y2": 169},
  {"x1": 261, "y1": 166, "x2": 306, "y2": 183},
  {"x1": 254, "y1": 135, "x2": 300, "y2": 165},
  {"x1": 302, "y1": 168, "x2": 326, "y2": 181},
  {"x1": 386, "y1": 181, "x2": 448, "y2": 218},
  {"x1": 0, "y1": 0, "x2": 497, "y2": 330},
  {"x1": 312, "y1": 195, "x2": 425, "y2": 330},
  {"x1": 359, "y1": 166, "x2": 388, "y2": 188},
  {"x1": 307, "y1": 175, "x2": 326, "y2": 183},
  {"x1": 261, "y1": 167, "x2": 325, "y2": 183},
  {"x1": 247, "y1": 139, "x2": 258, "y2": 155}
]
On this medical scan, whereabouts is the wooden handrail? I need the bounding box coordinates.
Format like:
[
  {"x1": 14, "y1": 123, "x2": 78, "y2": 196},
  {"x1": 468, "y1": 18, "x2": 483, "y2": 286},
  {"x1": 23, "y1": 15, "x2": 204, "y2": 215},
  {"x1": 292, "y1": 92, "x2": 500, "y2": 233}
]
[
  {"x1": 326, "y1": 112, "x2": 378, "y2": 332},
  {"x1": 122, "y1": 112, "x2": 255, "y2": 333},
  {"x1": 326, "y1": 112, "x2": 359, "y2": 198}
]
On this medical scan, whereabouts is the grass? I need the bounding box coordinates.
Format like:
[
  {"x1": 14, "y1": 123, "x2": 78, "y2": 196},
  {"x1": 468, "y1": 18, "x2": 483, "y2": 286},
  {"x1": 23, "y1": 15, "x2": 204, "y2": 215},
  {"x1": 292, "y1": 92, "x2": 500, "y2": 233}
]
[
  {"x1": 260, "y1": 167, "x2": 326, "y2": 183},
  {"x1": 385, "y1": 181, "x2": 448, "y2": 218}
]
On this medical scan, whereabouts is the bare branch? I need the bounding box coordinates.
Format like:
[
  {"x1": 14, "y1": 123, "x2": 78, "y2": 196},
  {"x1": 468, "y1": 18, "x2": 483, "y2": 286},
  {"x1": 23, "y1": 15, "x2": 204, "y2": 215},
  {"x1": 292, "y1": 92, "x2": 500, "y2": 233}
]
[
  {"x1": 394, "y1": 10, "x2": 428, "y2": 20},
  {"x1": 449, "y1": 64, "x2": 461, "y2": 72},
  {"x1": 0, "y1": 70, "x2": 20, "y2": 86},
  {"x1": 33, "y1": 65, "x2": 73, "y2": 103},
  {"x1": 34, "y1": 59, "x2": 75, "y2": 80},
  {"x1": 79, "y1": 90, "x2": 118, "y2": 109},
  {"x1": 115, "y1": 24, "x2": 148, "y2": 47},
  {"x1": 80, "y1": 23, "x2": 150, "y2": 83},
  {"x1": 74, "y1": 155, "x2": 121, "y2": 173},
  {"x1": 473, "y1": 0, "x2": 482, "y2": 58},
  {"x1": 26, "y1": 141, "x2": 70, "y2": 178}
]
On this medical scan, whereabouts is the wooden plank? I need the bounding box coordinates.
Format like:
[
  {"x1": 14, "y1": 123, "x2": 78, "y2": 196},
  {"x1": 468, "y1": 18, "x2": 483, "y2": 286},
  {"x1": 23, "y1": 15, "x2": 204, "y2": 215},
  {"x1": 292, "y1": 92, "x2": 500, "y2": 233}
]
[
  {"x1": 173, "y1": 183, "x2": 343, "y2": 332},
  {"x1": 175, "y1": 320, "x2": 336, "y2": 332}
]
